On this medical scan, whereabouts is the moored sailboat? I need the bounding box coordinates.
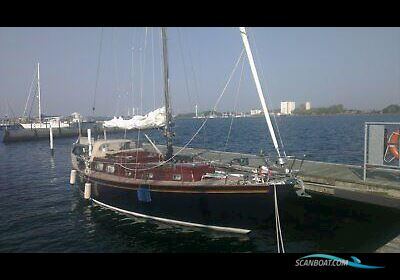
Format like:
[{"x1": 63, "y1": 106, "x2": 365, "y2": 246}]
[
  {"x1": 71, "y1": 27, "x2": 306, "y2": 233},
  {"x1": 20, "y1": 63, "x2": 70, "y2": 130}
]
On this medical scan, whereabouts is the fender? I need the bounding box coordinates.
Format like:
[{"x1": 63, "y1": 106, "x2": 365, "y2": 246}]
[{"x1": 387, "y1": 129, "x2": 400, "y2": 159}]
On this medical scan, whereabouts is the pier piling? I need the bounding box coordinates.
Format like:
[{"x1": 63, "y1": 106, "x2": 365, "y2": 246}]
[{"x1": 49, "y1": 124, "x2": 54, "y2": 156}]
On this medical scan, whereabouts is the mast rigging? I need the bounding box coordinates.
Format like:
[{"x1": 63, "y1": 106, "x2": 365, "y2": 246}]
[
  {"x1": 161, "y1": 27, "x2": 174, "y2": 160},
  {"x1": 239, "y1": 27, "x2": 284, "y2": 161},
  {"x1": 37, "y1": 63, "x2": 41, "y2": 123}
]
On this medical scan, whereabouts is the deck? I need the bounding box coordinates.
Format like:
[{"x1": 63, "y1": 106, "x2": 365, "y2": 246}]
[{"x1": 151, "y1": 144, "x2": 400, "y2": 209}]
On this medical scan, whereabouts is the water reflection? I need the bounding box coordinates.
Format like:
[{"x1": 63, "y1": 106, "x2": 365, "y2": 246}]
[{"x1": 1, "y1": 115, "x2": 400, "y2": 252}]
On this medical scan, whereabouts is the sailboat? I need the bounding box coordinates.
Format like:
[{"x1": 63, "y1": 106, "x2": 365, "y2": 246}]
[
  {"x1": 20, "y1": 63, "x2": 70, "y2": 130},
  {"x1": 70, "y1": 27, "x2": 304, "y2": 233}
]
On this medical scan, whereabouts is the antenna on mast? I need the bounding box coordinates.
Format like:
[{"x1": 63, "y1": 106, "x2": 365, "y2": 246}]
[{"x1": 239, "y1": 27, "x2": 285, "y2": 164}]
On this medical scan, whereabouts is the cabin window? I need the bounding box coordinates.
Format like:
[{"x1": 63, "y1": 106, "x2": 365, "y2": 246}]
[
  {"x1": 123, "y1": 142, "x2": 131, "y2": 149},
  {"x1": 106, "y1": 165, "x2": 115, "y2": 174},
  {"x1": 95, "y1": 162, "x2": 104, "y2": 171},
  {"x1": 172, "y1": 174, "x2": 182, "y2": 181}
]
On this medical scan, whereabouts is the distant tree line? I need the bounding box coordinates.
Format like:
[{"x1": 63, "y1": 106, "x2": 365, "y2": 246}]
[
  {"x1": 175, "y1": 110, "x2": 223, "y2": 119},
  {"x1": 174, "y1": 104, "x2": 400, "y2": 119},
  {"x1": 382, "y1": 104, "x2": 400, "y2": 114},
  {"x1": 293, "y1": 104, "x2": 400, "y2": 115},
  {"x1": 293, "y1": 104, "x2": 349, "y2": 115}
]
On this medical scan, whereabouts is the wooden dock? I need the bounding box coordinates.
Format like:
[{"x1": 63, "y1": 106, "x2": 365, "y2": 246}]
[
  {"x1": 290, "y1": 159, "x2": 400, "y2": 209},
  {"x1": 160, "y1": 145, "x2": 400, "y2": 252},
  {"x1": 2, "y1": 124, "x2": 128, "y2": 143},
  {"x1": 376, "y1": 235, "x2": 400, "y2": 253}
]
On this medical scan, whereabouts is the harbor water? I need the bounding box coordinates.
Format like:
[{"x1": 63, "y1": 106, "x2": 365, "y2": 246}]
[{"x1": 1, "y1": 114, "x2": 400, "y2": 252}]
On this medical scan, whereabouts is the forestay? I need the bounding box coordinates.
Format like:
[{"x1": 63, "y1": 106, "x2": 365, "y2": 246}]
[{"x1": 103, "y1": 107, "x2": 166, "y2": 130}]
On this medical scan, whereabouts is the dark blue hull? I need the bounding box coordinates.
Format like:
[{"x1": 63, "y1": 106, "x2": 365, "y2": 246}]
[{"x1": 77, "y1": 176, "x2": 295, "y2": 231}]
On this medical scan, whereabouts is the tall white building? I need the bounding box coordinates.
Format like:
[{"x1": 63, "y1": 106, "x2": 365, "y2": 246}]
[
  {"x1": 305, "y1": 101, "x2": 311, "y2": 110},
  {"x1": 280, "y1": 101, "x2": 296, "y2": 115}
]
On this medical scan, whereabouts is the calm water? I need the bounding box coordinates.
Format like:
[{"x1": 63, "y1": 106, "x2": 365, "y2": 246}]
[{"x1": 1, "y1": 114, "x2": 400, "y2": 252}]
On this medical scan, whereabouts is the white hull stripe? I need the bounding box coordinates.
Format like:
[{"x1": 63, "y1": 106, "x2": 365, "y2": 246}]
[{"x1": 91, "y1": 198, "x2": 251, "y2": 234}]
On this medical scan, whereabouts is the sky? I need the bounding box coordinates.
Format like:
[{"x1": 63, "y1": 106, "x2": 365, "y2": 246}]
[{"x1": 0, "y1": 27, "x2": 399, "y2": 118}]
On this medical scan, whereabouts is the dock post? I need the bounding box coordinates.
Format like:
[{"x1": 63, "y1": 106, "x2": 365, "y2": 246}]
[
  {"x1": 363, "y1": 123, "x2": 367, "y2": 181},
  {"x1": 49, "y1": 123, "x2": 54, "y2": 156}
]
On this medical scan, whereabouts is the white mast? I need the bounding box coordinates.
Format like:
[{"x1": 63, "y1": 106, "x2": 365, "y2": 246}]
[
  {"x1": 239, "y1": 27, "x2": 282, "y2": 159},
  {"x1": 131, "y1": 46, "x2": 135, "y2": 117},
  {"x1": 37, "y1": 62, "x2": 42, "y2": 123}
]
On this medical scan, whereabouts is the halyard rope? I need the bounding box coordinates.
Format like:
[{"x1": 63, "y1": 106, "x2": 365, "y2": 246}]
[{"x1": 118, "y1": 48, "x2": 245, "y2": 172}]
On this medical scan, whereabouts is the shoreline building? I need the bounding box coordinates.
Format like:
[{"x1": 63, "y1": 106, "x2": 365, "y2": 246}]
[
  {"x1": 305, "y1": 101, "x2": 311, "y2": 111},
  {"x1": 71, "y1": 112, "x2": 83, "y2": 123},
  {"x1": 250, "y1": 109, "x2": 262, "y2": 116},
  {"x1": 280, "y1": 101, "x2": 296, "y2": 115}
]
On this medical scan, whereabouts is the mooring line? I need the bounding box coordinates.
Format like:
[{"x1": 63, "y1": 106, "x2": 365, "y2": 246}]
[{"x1": 274, "y1": 184, "x2": 285, "y2": 253}]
